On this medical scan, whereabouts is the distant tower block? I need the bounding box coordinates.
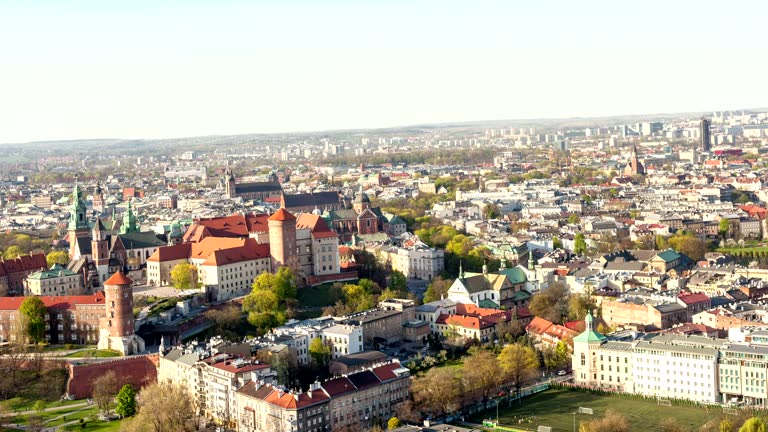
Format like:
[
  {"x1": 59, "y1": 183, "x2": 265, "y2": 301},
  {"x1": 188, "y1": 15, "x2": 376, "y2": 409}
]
[
  {"x1": 98, "y1": 271, "x2": 145, "y2": 355},
  {"x1": 700, "y1": 118, "x2": 712, "y2": 152}
]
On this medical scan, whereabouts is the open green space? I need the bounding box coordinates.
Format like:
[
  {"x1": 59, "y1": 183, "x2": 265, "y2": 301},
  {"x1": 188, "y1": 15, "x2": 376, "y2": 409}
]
[
  {"x1": 60, "y1": 349, "x2": 121, "y2": 358},
  {"x1": 472, "y1": 388, "x2": 721, "y2": 431},
  {"x1": 716, "y1": 246, "x2": 768, "y2": 256},
  {"x1": 0, "y1": 397, "x2": 83, "y2": 413},
  {"x1": 61, "y1": 418, "x2": 122, "y2": 432},
  {"x1": 297, "y1": 282, "x2": 351, "y2": 308}
]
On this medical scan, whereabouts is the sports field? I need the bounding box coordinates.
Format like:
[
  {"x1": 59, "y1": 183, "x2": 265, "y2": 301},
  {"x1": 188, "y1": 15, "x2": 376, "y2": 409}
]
[{"x1": 472, "y1": 388, "x2": 722, "y2": 431}]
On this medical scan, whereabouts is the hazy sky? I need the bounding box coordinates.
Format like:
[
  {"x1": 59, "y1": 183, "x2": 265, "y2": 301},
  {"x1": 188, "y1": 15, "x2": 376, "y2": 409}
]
[{"x1": 1, "y1": 0, "x2": 766, "y2": 144}]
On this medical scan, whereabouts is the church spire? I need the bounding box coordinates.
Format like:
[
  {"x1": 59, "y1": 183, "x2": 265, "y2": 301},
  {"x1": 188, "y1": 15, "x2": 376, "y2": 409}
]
[
  {"x1": 458, "y1": 260, "x2": 465, "y2": 279},
  {"x1": 528, "y1": 250, "x2": 535, "y2": 271}
]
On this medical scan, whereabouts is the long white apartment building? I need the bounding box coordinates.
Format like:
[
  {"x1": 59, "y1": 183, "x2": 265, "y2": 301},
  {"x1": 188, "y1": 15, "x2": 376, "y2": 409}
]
[{"x1": 573, "y1": 313, "x2": 768, "y2": 406}]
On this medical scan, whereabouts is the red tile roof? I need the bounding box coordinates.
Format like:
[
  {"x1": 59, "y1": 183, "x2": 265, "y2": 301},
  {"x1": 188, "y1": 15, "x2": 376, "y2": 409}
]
[
  {"x1": 0, "y1": 291, "x2": 106, "y2": 311},
  {"x1": 268, "y1": 208, "x2": 296, "y2": 222},
  {"x1": 104, "y1": 271, "x2": 133, "y2": 286},
  {"x1": 210, "y1": 359, "x2": 271, "y2": 374},
  {"x1": 526, "y1": 316, "x2": 554, "y2": 335},
  {"x1": 0, "y1": 253, "x2": 47, "y2": 275},
  {"x1": 372, "y1": 361, "x2": 404, "y2": 382},
  {"x1": 678, "y1": 292, "x2": 710, "y2": 305},
  {"x1": 182, "y1": 213, "x2": 270, "y2": 242},
  {"x1": 320, "y1": 377, "x2": 357, "y2": 397}
]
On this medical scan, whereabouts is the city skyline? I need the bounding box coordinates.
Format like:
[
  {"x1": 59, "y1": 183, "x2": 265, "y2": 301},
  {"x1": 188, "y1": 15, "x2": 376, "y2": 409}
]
[{"x1": 1, "y1": 0, "x2": 767, "y2": 144}]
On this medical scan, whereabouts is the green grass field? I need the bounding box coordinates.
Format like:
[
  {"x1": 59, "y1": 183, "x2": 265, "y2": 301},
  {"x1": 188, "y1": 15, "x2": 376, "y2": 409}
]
[
  {"x1": 60, "y1": 349, "x2": 121, "y2": 358},
  {"x1": 472, "y1": 388, "x2": 721, "y2": 431},
  {"x1": 297, "y1": 282, "x2": 348, "y2": 308},
  {"x1": 0, "y1": 397, "x2": 83, "y2": 413}
]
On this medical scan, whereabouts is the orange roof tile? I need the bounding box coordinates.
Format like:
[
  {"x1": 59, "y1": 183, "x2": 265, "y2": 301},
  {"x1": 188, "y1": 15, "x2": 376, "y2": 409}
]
[
  {"x1": 268, "y1": 208, "x2": 296, "y2": 222},
  {"x1": 104, "y1": 271, "x2": 133, "y2": 286}
]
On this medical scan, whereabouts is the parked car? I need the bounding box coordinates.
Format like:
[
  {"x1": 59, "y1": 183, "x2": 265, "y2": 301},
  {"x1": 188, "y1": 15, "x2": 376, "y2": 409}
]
[{"x1": 557, "y1": 370, "x2": 567, "y2": 376}]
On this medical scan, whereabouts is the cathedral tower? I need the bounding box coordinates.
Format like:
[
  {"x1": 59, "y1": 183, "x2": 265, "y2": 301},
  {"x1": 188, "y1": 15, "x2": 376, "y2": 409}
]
[
  {"x1": 91, "y1": 217, "x2": 110, "y2": 283},
  {"x1": 68, "y1": 183, "x2": 90, "y2": 258}
]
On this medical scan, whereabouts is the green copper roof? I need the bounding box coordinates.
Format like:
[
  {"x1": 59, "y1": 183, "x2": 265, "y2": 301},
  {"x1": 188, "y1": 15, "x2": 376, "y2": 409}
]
[
  {"x1": 655, "y1": 249, "x2": 682, "y2": 263},
  {"x1": 478, "y1": 298, "x2": 499, "y2": 309},
  {"x1": 497, "y1": 267, "x2": 527, "y2": 284},
  {"x1": 573, "y1": 312, "x2": 607, "y2": 343}
]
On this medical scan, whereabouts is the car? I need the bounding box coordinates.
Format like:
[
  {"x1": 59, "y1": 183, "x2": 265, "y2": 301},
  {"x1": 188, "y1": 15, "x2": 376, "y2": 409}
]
[{"x1": 557, "y1": 370, "x2": 568, "y2": 376}]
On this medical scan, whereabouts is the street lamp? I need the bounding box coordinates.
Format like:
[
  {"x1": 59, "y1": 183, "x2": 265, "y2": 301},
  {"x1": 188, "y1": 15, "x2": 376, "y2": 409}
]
[{"x1": 572, "y1": 412, "x2": 576, "y2": 432}]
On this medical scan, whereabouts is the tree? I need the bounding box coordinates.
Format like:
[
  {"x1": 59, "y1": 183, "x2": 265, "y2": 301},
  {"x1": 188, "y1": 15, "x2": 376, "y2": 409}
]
[
  {"x1": 720, "y1": 218, "x2": 731, "y2": 239},
  {"x1": 463, "y1": 348, "x2": 504, "y2": 408},
  {"x1": 574, "y1": 233, "x2": 587, "y2": 255},
  {"x1": 3, "y1": 245, "x2": 22, "y2": 260},
  {"x1": 740, "y1": 418, "x2": 767, "y2": 432},
  {"x1": 93, "y1": 371, "x2": 118, "y2": 415},
  {"x1": 721, "y1": 419, "x2": 733, "y2": 432},
  {"x1": 668, "y1": 233, "x2": 708, "y2": 261},
  {"x1": 19, "y1": 296, "x2": 46, "y2": 344},
  {"x1": 552, "y1": 236, "x2": 563, "y2": 250},
  {"x1": 170, "y1": 263, "x2": 197, "y2": 290},
  {"x1": 423, "y1": 276, "x2": 453, "y2": 303},
  {"x1": 388, "y1": 270, "x2": 407, "y2": 293},
  {"x1": 568, "y1": 294, "x2": 595, "y2": 321},
  {"x1": 483, "y1": 203, "x2": 501, "y2": 219},
  {"x1": 497, "y1": 343, "x2": 539, "y2": 395},
  {"x1": 308, "y1": 337, "x2": 330, "y2": 368},
  {"x1": 529, "y1": 282, "x2": 570, "y2": 324},
  {"x1": 579, "y1": 409, "x2": 629, "y2": 432},
  {"x1": 387, "y1": 417, "x2": 401, "y2": 430},
  {"x1": 411, "y1": 366, "x2": 463, "y2": 418},
  {"x1": 116, "y1": 384, "x2": 137, "y2": 418},
  {"x1": 46, "y1": 250, "x2": 69, "y2": 267},
  {"x1": 204, "y1": 305, "x2": 242, "y2": 339},
  {"x1": 568, "y1": 214, "x2": 581, "y2": 225},
  {"x1": 342, "y1": 283, "x2": 376, "y2": 312},
  {"x1": 119, "y1": 382, "x2": 197, "y2": 432}
]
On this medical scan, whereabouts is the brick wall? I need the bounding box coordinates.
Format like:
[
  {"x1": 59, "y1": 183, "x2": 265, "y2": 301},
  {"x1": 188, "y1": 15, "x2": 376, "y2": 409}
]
[{"x1": 66, "y1": 354, "x2": 158, "y2": 399}]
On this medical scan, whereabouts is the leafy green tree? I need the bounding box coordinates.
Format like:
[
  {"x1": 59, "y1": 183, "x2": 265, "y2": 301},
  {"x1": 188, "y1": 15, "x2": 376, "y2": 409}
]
[
  {"x1": 46, "y1": 250, "x2": 69, "y2": 267},
  {"x1": 739, "y1": 418, "x2": 766, "y2": 432},
  {"x1": 116, "y1": 384, "x2": 137, "y2": 418},
  {"x1": 389, "y1": 270, "x2": 407, "y2": 292},
  {"x1": 720, "y1": 419, "x2": 733, "y2": 432},
  {"x1": 574, "y1": 233, "x2": 587, "y2": 255},
  {"x1": 568, "y1": 214, "x2": 581, "y2": 225},
  {"x1": 3, "y1": 245, "x2": 22, "y2": 260},
  {"x1": 423, "y1": 276, "x2": 453, "y2": 303},
  {"x1": 387, "y1": 417, "x2": 402, "y2": 429},
  {"x1": 498, "y1": 343, "x2": 539, "y2": 395},
  {"x1": 342, "y1": 283, "x2": 376, "y2": 312},
  {"x1": 19, "y1": 297, "x2": 46, "y2": 343},
  {"x1": 719, "y1": 218, "x2": 731, "y2": 239},
  {"x1": 308, "y1": 337, "x2": 330, "y2": 368},
  {"x1": 552, "y1": 236, "x2": 563, "y2": 250},
  {"x1": 483, "y1": 203, "x2": 501, "y2": 219},
  {"x1": 170, "y1": 263, "x2": 197, "y2": 290}
]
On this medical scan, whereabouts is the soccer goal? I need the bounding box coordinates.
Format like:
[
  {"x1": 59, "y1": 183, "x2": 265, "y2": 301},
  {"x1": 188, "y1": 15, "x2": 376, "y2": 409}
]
[
  {"x1": 537, "y1": 426, "x2": 552, "y2": 432},
  {"x1": 724, "y1": 407, "x2": 739, "y2": 416},
  {"x1": 578, "y1": 407, "x2": 594, "y2": 415},
  {"x1": 658, "y1": 399, "x2": 672, "y2": 407}
]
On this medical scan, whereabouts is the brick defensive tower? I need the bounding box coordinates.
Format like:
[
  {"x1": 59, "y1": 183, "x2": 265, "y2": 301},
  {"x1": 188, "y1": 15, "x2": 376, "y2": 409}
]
[
  {"x1": 98, "y1": 271, "x2": 145, "y2": 355},
  {"x1": 268, "y1": 208, "x2": 297, "y2": 271}
]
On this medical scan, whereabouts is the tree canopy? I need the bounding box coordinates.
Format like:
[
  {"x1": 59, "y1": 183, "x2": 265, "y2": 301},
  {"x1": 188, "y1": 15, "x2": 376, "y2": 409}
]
[
  {"x1": 170, "y1": 263, "x2": 197, "y2": 290},
  {"x1": 19, "y1": 297, "x2": 46, "y2": 343}
]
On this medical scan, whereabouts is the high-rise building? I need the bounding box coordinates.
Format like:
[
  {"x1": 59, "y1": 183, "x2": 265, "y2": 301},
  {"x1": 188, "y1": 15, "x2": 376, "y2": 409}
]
[{"x1": 700, "y1": 118, "x2": 712, "y2": 152}]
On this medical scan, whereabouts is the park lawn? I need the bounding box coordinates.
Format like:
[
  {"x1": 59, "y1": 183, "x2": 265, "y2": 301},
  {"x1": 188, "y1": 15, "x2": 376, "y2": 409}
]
[
  {"x1": 297, "y1": 282, "x2": 349, "y2": 308},
  {"x1": 471, "y1": 388, "x2": 721, "y2": 431},
  {"x1": 60, "y1": 349, "x2": 121, "y2": 358},
  {"x1": 0, "y1": 397, "x2": 84, "y2": 413},
  {"x1": 62, "y1": 418, "x2": 122, "y2": 432},
  {"x1": 717, "y1": 247, "x2": 768, "y2": 254},
  {"x1": 45, "y1": 406, "x2": 100, "y2": 427}
]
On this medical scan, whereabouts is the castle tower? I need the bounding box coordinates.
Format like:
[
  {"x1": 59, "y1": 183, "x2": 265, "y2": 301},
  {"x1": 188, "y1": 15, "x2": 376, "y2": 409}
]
[
  {"x1": 92, "y1": 182, "x2": 105, "y2": 213},
  {"x1": 91, "y1": 217, "x2": 110, "y2": 283},
  {"x1": 98, "y1": 271, "x2": 145, "y2": 355},
  {"x1": 268, "y1": 208, "x2": 297, "y2": 272},
  {"x1": 168, "y1": 220, "x2": 183, "y2": 245},
  {"x1": 68, "y1": 183, "x2": 90, "y2": 258}
]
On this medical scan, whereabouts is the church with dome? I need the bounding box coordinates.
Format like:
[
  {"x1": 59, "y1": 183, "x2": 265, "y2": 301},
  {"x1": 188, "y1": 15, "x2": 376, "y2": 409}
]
[
  {"x1": 317, "y1": 185, "x2": 407, "y2": 244},
  {"x1": 65, "y1": 184, "x2": 178, "y2": 290}
]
